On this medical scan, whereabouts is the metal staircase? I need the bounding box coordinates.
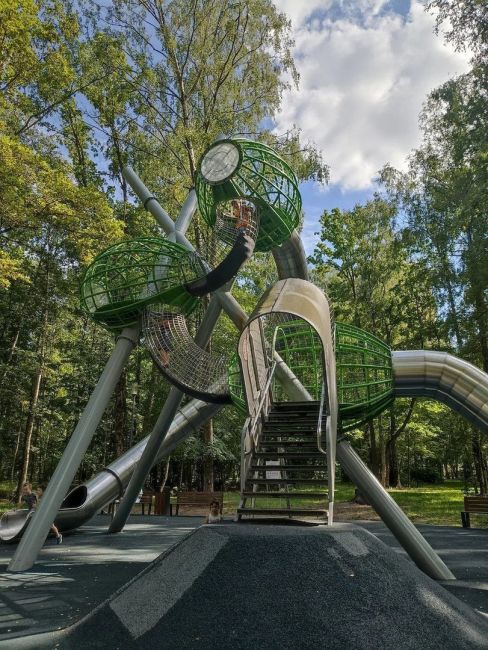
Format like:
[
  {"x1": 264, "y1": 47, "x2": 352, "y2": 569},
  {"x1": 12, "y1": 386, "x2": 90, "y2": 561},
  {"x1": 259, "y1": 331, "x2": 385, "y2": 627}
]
[{"x1": 237, "y1": 401, "x2": 329, "y2": 519}]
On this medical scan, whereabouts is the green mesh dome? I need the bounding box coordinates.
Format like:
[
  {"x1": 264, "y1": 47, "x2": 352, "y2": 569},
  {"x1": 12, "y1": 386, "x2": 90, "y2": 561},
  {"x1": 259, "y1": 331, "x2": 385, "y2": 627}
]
[
  {"x1": 228, "y1": 353, "x2": 247, "y2": 414},
  {"x1": 80, "y1": 237, "x2": 205, "y2": 331},
  {"x1": 335, "y1": 323, "x2": 394, "y2": 431},
  {"x1": 195, "y1": 139, "x2": 301, "y2": 252}
]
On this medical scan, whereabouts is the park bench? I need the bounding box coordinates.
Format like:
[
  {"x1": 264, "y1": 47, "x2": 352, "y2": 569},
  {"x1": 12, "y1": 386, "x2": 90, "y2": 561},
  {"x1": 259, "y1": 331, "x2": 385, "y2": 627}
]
[
  {"x1": 461, "y1": 495, "x2": 488, "y2": 527},
  {"x1": 171, "y1": 491, "x2": 223, "y2": 516},
  {"x1": 103, "y1": 490, "x2": 155, "y2": 517},
  {"x1": 139, "y1": 491, "x2": 154, "y2": 515}
]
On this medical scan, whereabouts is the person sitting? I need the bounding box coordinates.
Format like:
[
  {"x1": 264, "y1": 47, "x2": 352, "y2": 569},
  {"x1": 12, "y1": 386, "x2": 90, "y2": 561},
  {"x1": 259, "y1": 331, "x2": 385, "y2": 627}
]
[{"x1": 205, "y1": 499, "x2": 223, "y2": 524}]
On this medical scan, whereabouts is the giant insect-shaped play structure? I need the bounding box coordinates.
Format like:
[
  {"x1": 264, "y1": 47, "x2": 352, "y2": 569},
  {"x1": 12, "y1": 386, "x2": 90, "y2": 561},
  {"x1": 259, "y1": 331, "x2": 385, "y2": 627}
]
[{"x1": 5, "y1": 138, "x2": 488, "y2": 582}]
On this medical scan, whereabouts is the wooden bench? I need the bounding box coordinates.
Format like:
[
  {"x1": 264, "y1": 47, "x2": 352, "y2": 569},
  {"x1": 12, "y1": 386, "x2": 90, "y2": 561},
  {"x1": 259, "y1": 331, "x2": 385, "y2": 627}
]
[
  {"x1": 171, "y1": 491, "x2": 223, "y2": 516},
  {"x1": 461, "y1": 496, "x2": 488, "y2": 527},
  {"x1": 138, "y1": 491, "x2": 154, "y2": 515},
  {"x1": 102, "y1": 491, "x2": 154, "y2": 517}
]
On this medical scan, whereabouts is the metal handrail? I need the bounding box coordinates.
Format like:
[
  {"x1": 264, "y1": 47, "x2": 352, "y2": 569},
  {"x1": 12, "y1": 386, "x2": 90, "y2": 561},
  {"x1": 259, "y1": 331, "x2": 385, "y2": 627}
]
[
  {"x1": 246, "y1": 361, "x2": 277, "y2": 444},
  {"x1": 317, "y1": 378, "x2": 327, "y2": 455},
  {"x1": 240, "y1": 361, "x2": 277, "y2": 498}
]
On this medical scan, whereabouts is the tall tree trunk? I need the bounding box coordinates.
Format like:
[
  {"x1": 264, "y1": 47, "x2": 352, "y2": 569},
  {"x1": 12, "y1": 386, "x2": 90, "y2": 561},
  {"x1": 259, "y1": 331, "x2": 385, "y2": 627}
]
[
  {"x1": 112, "y1": 370, "x2": 127, "y2": 459},
  {"x1": 368, "y1": 422, "x2": 381, "y2": 480},
  {"x1": 472, "y1": 430, "x2": 488, "y2": 495},
  {"x1": 0, "y1": 326, "x2": 20, "y2": 387},
  {"x1": 15, "y1": 363, "x2": 44, "y2": 504},
  {"x1": 10, "y1": 421, "x2": 24, "y2": 484},
  {"x1": 388, "y1": 437, "x2": 401, "y2": 487},
  {"x1": 202, "y1": 419, "x2": 214, "y2": 491}
]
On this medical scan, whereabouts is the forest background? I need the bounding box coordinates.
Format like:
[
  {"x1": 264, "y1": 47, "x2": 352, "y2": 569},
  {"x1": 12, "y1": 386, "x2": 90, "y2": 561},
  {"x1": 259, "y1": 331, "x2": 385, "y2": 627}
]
[{"x1": 0, "y1": 0, "x2": 486, "y2": 509}]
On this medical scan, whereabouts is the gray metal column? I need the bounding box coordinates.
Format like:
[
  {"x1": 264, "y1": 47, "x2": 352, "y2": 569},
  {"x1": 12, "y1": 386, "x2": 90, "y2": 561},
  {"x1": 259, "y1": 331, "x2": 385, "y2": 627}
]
[
  {"x1": 8, "y1": 325, "x2": 140, "y2": 572},
  {"x1": 109, "y1": 386, "x2": 184, "y2": 532},
  {"x1": 109, "y1": 294, "x2": 224, "y2": 532},
  {"x1": 336, "y1": 437, "x2": 455, "y2": 580}
]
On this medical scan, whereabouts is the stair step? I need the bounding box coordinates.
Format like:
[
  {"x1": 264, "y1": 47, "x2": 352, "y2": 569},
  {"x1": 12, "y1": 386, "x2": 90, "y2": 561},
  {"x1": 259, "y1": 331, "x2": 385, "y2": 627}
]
[
  {"x1": 254, "y1": 453, "x2": 326, "y2": 460},
  {"x1": 258, "y1": 440, "x2": 318, "y2": 447},
  {"x1": 247, "y1": 478, "x2": 328, "y2": 485},
  {"x1": 242, "y1": 491, "x2": 325, "y2": 498},
  {"x1": 261, "y1": 434, "x2": 317, "y2": 440},
  {"x1": 273, "y1": 400, "x2": 320, "y2": 410},
  {"x1": 250, "y1": 465, "x2": 326, "y2": 472},
  {"x1": 262, "y1": 422, "x2": 317, "y2": 433},
  {"x1": 266, "y1": 412, "x2": 323, "y2": 419},
  {"x1": 237, "y1": 507, "x2": 327, "y2": 516}
]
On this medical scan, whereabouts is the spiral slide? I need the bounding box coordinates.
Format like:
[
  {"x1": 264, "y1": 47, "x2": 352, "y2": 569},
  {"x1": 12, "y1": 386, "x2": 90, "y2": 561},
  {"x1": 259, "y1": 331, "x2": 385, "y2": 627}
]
[{"x1": 3, "y1": 138, "x2": 488, "y2": 583}]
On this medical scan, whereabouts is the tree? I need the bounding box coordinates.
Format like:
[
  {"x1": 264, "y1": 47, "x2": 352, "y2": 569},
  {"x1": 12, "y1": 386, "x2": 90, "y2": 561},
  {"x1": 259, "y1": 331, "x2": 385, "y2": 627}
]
[{"x1": 426, "y1": 0, "x2": 488, "y2": 63}]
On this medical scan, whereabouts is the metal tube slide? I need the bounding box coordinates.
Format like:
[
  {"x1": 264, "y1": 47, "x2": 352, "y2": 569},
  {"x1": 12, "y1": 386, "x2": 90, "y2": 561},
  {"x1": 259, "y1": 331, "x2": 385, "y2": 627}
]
[
  {"x1": 392, "y1": 350, "x2": 488, "y2": 433},
  {"x1": 1, "y1": 398, "x2": 222, "y2": 543}
]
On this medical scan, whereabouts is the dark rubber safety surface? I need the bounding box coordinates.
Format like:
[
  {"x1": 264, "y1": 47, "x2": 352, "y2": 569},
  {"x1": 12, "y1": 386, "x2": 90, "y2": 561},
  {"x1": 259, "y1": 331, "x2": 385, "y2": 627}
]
[{"x1": 36, "y1": 523, "x2": 488, "y2": 649}]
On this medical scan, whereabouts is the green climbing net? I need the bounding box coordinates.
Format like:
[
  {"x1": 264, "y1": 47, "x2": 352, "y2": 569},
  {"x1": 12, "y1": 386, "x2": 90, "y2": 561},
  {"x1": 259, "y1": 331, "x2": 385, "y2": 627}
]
[
  {"x1": 80, "y1": 237, "x2": 205, "y2": 331},
  {"x1": 195, "y1": 138, "x2": 301, "y2": 252}
]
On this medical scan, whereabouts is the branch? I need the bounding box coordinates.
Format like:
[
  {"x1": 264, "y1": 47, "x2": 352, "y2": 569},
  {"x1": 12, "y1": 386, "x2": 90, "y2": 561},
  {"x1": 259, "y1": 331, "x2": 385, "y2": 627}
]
[{"x1": 391, "y1": 398, "x2": 416, "y2": 442}]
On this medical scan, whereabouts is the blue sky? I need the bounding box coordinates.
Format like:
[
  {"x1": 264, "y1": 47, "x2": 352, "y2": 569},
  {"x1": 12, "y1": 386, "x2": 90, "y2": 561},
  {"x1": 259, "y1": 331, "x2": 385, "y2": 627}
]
[{"x1": 273, "y1": 0, "x2": 470, "y2": 254}]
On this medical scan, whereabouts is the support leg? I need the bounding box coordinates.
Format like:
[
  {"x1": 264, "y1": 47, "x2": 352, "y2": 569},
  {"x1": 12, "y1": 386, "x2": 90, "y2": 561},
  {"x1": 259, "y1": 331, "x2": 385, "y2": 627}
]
[
  {"x1": 108, "y1": 387, "x2": 184, "y2": 533},
  {"x1": 336, "y1": 438, "x2": 454, "y2": 581},
  {"x1": 109, "y1": 295, "x2": 223, "y2": 533},
  {"x1": 8, "y1": 325, "x2": 140, "y2": 572}
]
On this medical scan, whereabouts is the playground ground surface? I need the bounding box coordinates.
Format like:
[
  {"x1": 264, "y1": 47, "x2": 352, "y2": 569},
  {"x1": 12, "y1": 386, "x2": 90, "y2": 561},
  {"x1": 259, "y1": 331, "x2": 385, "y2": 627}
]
[{"x1": 0, "y1": 515, "x2": 487, "y2": 648}]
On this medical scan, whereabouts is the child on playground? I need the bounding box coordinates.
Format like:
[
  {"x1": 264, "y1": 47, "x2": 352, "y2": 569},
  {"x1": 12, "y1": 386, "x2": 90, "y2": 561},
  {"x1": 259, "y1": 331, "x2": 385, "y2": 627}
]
[
  {"x1": 21, "y1": 483, "x2": 63, "y2": 544},
  {"x1": 205, "y1": 499, "x2": 223, "y2": 524}
]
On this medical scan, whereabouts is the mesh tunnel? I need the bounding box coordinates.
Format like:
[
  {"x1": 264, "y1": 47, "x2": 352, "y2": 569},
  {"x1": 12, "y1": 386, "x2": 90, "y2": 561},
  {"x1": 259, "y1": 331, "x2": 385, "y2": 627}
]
[{"x1": 142, "y1": 306, "x2": 231, "y2": 403}]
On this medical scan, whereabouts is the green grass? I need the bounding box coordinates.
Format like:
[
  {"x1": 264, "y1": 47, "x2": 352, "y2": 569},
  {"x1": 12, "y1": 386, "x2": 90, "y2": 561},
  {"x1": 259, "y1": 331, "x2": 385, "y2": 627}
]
[
  {"x1": 224, "y1": 480, "x2": 487, "y2": 528},
  {"x1": 1, "y1": 480, "x2": 485, "y2": 528}
]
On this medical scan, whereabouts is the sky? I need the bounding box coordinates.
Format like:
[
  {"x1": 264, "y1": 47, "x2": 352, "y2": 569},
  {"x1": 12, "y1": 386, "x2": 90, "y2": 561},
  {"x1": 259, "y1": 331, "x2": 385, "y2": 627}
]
[{"x1": 272, "y1": 0, "x2": 470, "y2": 255}]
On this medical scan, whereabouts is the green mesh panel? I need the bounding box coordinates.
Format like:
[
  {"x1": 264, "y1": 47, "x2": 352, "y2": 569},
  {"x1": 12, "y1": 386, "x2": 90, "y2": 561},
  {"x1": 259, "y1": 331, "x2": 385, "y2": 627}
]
[
  {"x1": 228, "y1": 353, "x2": 247, "y2": 414},
  {"x1": 195, "y1": 139, "x2": 301, "y2": 252},
  {"x1": 272, "y1": 319, "x2": 323, "y2": 401},
  {"x1": 80, "y1": 237, "x2": 204, "y2": 331},
  {"x1": 335, "y1": 323, "x2": 394, "y2": 430}
]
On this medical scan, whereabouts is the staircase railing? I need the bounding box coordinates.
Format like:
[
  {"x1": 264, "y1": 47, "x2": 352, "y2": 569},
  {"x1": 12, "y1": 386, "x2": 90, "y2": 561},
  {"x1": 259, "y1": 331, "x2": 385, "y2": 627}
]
[
  {"x1": 240, "y1": 361, "x2": 277, "y2": 496},
  {"x1": 317, "y1": 378, "x2": 327, "y2": 455}
]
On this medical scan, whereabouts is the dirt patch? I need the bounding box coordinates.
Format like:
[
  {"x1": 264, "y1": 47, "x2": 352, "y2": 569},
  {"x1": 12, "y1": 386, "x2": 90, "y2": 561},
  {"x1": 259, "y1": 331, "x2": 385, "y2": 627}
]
[{"x1": 334, "y1": 501, "x2": 380, "y2": 521}]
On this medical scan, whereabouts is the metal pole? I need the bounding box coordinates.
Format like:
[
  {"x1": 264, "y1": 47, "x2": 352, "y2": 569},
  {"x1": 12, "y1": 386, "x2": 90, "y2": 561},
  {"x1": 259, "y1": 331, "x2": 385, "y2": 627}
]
[
  {"x1": 108, "y1": 387, "x2": 184, "y2": 532},
  {"x1": 108, "y1": 178, "x2": 217, "y2": 532},
  {"x1": 175, "y1": 189, "x2": 197, "y2": 233},
  {"x1": 8, "y1": 325, "x2": 140, "y2": 572},
  {"x1": 336, "y1": 437, "x2": 455, "y2": 580},
  {"x1": 109, "y1": 294, "x2": 224, "y2": 532}
]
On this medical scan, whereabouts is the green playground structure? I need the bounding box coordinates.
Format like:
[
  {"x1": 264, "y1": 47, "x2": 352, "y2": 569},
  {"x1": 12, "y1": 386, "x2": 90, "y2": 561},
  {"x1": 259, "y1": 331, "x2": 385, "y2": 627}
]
[{"x1": 4, "y1": 137, "x2": 488, "y2": 584}]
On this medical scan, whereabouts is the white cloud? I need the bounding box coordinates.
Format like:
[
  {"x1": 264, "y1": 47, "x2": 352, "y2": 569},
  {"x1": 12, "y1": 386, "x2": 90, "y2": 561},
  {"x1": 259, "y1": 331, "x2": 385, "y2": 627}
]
[{"x1": 274, "y1": 1, "x2": 470, "y2": 190}]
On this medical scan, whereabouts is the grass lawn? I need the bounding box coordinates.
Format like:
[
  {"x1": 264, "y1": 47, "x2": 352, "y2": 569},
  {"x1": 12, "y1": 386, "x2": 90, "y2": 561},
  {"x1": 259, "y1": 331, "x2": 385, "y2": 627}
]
[
  {"x1": 1, "y1": 480, "x2": 485, "y2": 528},
  {"x1": 223, "y1": 480, "x2": 486, "y2": 528}
]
